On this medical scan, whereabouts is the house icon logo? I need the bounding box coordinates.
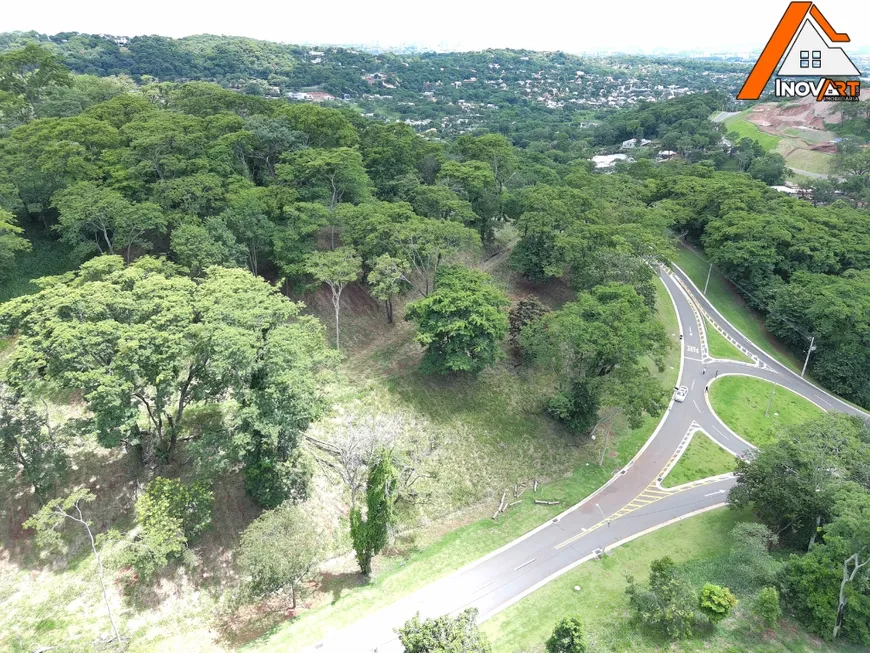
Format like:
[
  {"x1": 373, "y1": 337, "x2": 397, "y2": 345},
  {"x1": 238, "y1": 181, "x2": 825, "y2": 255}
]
[{"x1": 737, "y1": 2, "x2": 861, "y2": 102}]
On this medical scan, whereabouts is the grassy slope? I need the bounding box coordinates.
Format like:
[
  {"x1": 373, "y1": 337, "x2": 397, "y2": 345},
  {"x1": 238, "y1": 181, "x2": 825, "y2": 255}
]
[
  {"x1": 245, "y1": 275, "x2": 682, "y2": 652},
  {"x1": 671, "y1": 243, "x2": 802, "y2": 373},
  {"x1": 483, "y1": 507, "x2": 860, "y2": 653},
  {"x1": 709, "y1": 376, "x2": 823, "y2": 448},
  {"x1": 661, "y1": 432, "x2": 736, "y2": 488},
  {"x1": 705, "y1": 316, "x2": 753, "y2": 364},
  {"x1": 724, "y1": 112, "x2": 781, "y2": 151}
]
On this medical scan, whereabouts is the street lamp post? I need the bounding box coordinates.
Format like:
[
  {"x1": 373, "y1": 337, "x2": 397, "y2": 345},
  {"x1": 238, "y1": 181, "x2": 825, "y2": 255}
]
[
  {"x1": 596, "y1": 503, "x2": 611, "y2": 552},
  {"x1": 703, "y1": 262, "x2": 713, "y2": 295},
  {"x1": 801, "y1": 336, "x2": 816, "y2": 378}
]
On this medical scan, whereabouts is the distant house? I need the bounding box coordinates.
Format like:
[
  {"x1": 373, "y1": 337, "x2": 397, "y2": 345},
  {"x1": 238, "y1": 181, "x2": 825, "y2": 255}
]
[
  {"x1": 307, "y1": 91, "x2": 337, "y2": 102},
  {"x1": 657, "y1": 150, "x2": 677, "y2": 161},
  {"x1": 592, "y1": 154, "x2": 633, "y2": 169},
  {"x1": 769, "y1": 185, "x2": 809, "y2": 200},
  {"x1": 621, "y1": 138, "x2": 652, "y2": 150}
]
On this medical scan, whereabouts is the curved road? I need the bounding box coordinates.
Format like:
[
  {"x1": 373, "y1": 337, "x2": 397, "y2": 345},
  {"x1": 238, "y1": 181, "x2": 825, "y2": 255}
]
[{"x1": 306, "y1": 264, "x2": 868, "y2": 653}]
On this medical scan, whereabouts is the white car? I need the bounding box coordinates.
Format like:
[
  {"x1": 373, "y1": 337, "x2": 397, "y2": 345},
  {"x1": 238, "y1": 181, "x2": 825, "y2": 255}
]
[{"x1": 673, "y1": 385, "x2": 689, "y2": 403}]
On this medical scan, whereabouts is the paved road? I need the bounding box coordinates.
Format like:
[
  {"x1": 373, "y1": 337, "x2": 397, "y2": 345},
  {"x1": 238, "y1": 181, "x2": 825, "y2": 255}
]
[
  {"x1": 711, "y1": 111, "x2": 740, "y2": 123},
  {"x1": 305, "y1": 265, "x2": 868, "y2": 653}
]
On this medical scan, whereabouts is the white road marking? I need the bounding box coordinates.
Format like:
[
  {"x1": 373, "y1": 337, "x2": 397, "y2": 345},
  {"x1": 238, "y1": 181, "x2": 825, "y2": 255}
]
[
  {"x1": 692, "y1": 400, "x2": 701, "y2": 411},
  {"x1": 685, "y1": 356, "x2": 704, "y2": 362},
  {"x1": 513, "y1": 558, "x2": 537, "y2": 571},
  {"x1": 705, "y1": 489, "x2": 727, "y2": 497},
  {"x1": 691, "y1": 380, "x2": 695, "y2": 390}
]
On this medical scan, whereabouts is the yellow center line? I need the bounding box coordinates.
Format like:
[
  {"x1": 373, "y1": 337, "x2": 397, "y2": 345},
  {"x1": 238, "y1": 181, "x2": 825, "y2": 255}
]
[{"x1": 554, "y1": 429, "x2": 703, "y2": 550}]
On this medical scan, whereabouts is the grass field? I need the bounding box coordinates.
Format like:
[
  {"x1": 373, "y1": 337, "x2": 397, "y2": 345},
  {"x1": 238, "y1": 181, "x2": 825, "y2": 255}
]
[
  {"x1": 724, "y1": 113, "x2": 781, "y2": 151},
  {"x1": 0, "y1": 223, "x2": 77, "y2": 303},
  {"x1": 483, "y1": 507, "x2": 859, "y2": 653},
  {"x1": 671, "y1": 243, "x2": 802, "y2": 373},
  {"x1": 709, "y1": 376, "x2": 823, "y2": 448},
  {"x1": 661, "y1": 432, "x2": 736, "y2": 488},
  {"x1": 777, "y1": 142, "x2": 833, "y2": 175},
  {"x1": 705, "y1": 316, "x2": 753, "y2": 364},
  {"x1": 245, "y1": 274, "x2": 682, "y2": 652}
]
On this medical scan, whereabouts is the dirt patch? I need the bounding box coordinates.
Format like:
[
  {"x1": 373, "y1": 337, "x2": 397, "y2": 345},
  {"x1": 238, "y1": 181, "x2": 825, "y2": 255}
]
[{"x1": 746, "y1": 96, "x2": 842, "y2": 135}]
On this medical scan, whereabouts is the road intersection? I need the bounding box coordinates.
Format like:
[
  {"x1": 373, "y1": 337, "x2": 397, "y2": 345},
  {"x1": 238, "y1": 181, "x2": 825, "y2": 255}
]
[{"x1": 306, "y1": 263, "x2": 868, "y2": 653}]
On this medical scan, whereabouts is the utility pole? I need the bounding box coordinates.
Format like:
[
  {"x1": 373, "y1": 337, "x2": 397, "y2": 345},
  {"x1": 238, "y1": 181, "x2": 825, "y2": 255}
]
[
  {"x1": 596, "y1": 503, "x2": 611, "y2": 551},
  {"x1": 801, "y1": 336, "x2": 816, "y2": 378},
  {"x1": 703, "y1": 262, "x2": 713, "y2": 295},
  {"x1": 765, "y1": 381, "x2": 777, "y2": 417}
]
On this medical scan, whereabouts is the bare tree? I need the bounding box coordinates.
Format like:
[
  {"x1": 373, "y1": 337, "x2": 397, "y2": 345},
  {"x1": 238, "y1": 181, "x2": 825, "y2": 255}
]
[
  {"x1": 25, "y1": 489, "x2": 122, "y2": 644},
  {"x1": 306, "y1": 412, "x2": 439, "y2": 507}
]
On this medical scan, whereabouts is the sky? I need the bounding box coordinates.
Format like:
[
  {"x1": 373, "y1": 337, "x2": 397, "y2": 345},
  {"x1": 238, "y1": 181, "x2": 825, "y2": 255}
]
[{"x1": 3, "y1": 0, "x2": 869, "y2": 54}]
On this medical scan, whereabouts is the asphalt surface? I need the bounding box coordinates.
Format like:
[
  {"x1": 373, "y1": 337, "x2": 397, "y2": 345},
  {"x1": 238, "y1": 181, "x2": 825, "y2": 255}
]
[{"x1": 305, "y1": 264, "x2": 868, "y2": 653}]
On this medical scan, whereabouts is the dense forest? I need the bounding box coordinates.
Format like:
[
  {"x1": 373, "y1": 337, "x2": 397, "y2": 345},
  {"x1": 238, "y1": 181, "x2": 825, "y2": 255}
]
[{"x1": 0, "y1": 39, "x2": 869, "y2": 652}]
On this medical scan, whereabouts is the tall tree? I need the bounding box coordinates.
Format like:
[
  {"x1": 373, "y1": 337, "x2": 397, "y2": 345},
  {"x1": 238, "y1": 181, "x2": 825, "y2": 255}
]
[
  {"x1": 0, "y1": 208, "x2": 30, "y2": 278},
  {"x1": 397, "y1": 217, "x2": 480, "y2": 297},
  {"x1": 0, "y1": 387, "x2": 68, "y2": 502},
  {"x1": 350, "y1": 449, "x2": 397, "y2": 575},
  {"x1": 238, "y1": 502, "x2": 330, "y2": 609},
  {"x1": 521, "y1": 283, "x2": 668, "y2": 434},
  {"x1": 0, "y1": 44, "x2": 72, "y2": 123},
  {"x1": 405, "y1": 265, "x2": 509, "y2": 374},
  {"x1": 368, "y1": 254, "x2": 411, "y2": 323},
  {"x1": 1, "y1": 257, "x2": 330, "y2": 478},
  {"x1": 305, "y1": 247, "x2": 362, "y2": 350},
  {"x1": 52, "y1": 181, "x2": 167, "y2": 261},
  {"x1": 729, "y1": 414, "x2": 870, "y2": 549}
]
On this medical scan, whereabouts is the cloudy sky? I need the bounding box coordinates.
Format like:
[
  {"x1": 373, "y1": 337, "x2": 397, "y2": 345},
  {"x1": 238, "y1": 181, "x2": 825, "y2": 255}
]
[{"x1": 4, "y1": 0, "x2": 869, "y2": 53}]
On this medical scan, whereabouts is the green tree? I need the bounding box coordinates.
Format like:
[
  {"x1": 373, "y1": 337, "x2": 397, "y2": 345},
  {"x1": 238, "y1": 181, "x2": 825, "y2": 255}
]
[
  {"x1": 272, "y1": 202, "x2": 329, "y2": 289},
  {"x1": 508, "y1": 297, "x2": 550, "y2": 349},
  {"x1": 0, "y1": 44, "x2": 72, "y2": 122},
  {"x1": 397, "y1": 216, "x2": 480, "y2": 296},
  {"x1": 305, "y1": 246, "x2": 362, "y2": 349},
  {"x1": 221, "y1": 188, "x2": 276, "y2": 275},
  {"x1": 748, "y1": 152, "x2": 788, "y2": 185},
  {"x1": 405, "y1": 265, "x2": 509, "y2": 374},
  {"x1": 698, "y1": 583, "x2": 738, "y2": 624},
  {"x1": 1, "y1": 257, "x2": 330, "y2": 474},
  {"x1": 545, "y1": 615, "x2": 588, "y2": 653},
  {"x1": 729, "y1": 414, "x2": 870, "y2": 550},
  {"x1": 0, "y1": 387, "x2": 68, "y2": 501},
  {"x1": 728, "y1": 522, "x2": 781, "y2": 589},
  {"x1": 237, "y1": 502, "x2": 329, "y2": 608},
  {"x1": 0, "y1": 208, "x2": 30, "y2": 278},
  {"x1": 397, "y1": 608, "x2": 491, "y2": 653},
  {"x1": 134, "y1": 476, "x2": 214, "y2": 573},
  {"x1": 521, "y1": 283, "x2": 668, "y2": 434},
  {"x1": 368, "y1": 253, "x2": 411, "y2": 323},
  {"x1": 24, "y1": 489, "x2": 121, "y2": 642},
  {"x1": 437, "y1": 159, "x2": 499, "y2": 243},
  {"x1": 350, "y1": 450, "x2": 397, "y2": 576},
  {"x1": 826, "y1": 483, "x2": 870, "y2": 640},
  {"x1": 753, "y1": 587, "x2": 782, "y2": 629},
  {"x1": 52, "y1": 181, "x2": 167, "y2": 261},
  {"x1": 279, "y1": 146, "x2": 371, "y2": 212},
  {"x1": 510, "y1": 185, "x2": 591, "y2": 282},
  {"x1": 626, "y1": 556, "x2": 698, "y2": 639},
  {"x1": 170, "y1": 215, "x2": 245, "y2": 276}
]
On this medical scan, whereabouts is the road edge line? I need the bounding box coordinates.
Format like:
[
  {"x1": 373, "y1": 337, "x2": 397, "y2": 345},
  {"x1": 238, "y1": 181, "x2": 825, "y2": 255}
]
[
  {"x1": 436, "y1": 272, "x2": 687, "y2": 579},
  {"x1": 671, "y1": 262, "x2": 869, "y2": 418},
  {"x1": 477, "y1": 502, "x2": 728, "y2": 623}
]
